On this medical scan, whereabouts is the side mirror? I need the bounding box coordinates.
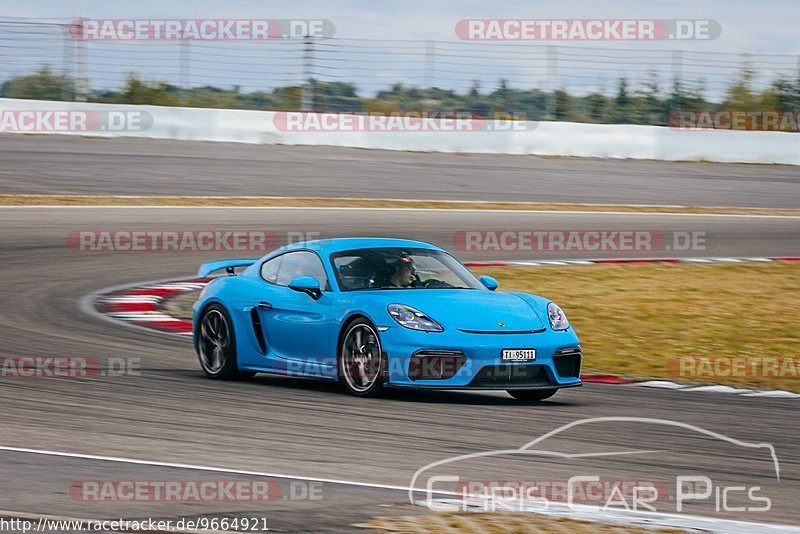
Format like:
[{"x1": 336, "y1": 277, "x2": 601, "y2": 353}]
[
  {"x1": 479, "y1": 275, "x2": 499, "y2": 291},
  {"x1": 288, "y1": 276, "x2": 323, "y2": 300}
]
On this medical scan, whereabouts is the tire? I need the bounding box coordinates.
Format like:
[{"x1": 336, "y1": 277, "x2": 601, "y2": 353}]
[
  {"x1": 197, "y1": 303, "x2": 255, "y2": 381},
  {"x1": 507, "y1": 389, "x2": 558, "y2": 401},
  {"x1": 338, "y1": 318, "x2": 385, "y2": 397}
]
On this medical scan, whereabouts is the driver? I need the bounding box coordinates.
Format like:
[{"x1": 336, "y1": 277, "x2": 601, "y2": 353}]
[{"x1": 387, "y1": 255, "x2": 417, "y2": 288}]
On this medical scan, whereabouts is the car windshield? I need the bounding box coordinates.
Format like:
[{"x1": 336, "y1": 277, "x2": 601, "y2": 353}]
[{"x1": 331, "y1": 247, "x2": 484, "y2": 291}]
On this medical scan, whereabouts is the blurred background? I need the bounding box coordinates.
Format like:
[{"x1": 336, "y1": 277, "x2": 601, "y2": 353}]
[
  {"x1": 0, "y1": 4, "x2": 799, "y2": 533},
  {"x1": 1, "y1": 16, "x2": 798, "y2": 125}
]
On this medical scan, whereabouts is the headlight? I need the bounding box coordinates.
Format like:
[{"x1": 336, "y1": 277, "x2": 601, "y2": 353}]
[
  {"x1": 547, "y1": 302, "x2": 570, "y2": 330},
  {"x1": 388, "y1": 304, "x2": 443, "y2": 332}
]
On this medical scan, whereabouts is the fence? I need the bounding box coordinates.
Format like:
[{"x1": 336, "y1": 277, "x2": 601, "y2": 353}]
[{"x1": 1, "y1": 18, "x2": 799, "y2": 115}]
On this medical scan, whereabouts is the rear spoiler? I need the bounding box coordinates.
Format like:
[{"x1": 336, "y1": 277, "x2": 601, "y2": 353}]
[{"x1": 197, "y1": 258, "x2": 258, "y2": 278}]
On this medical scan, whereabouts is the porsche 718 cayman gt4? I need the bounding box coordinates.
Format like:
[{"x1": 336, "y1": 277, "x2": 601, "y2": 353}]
[{"x1": 193, "y1": 238, "x2": 581, "y2": 399}]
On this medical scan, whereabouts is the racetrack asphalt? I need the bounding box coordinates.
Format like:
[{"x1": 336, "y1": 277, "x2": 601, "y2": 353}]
[
  {"x1": 0, "y1": 207, "x2": 798, "y2": 530},
  {"x1": 1, "y1": 134, "x2": 799, "y2": 208},
  {"x1": 1, "y1": 136, "x2": 799, "y2": 530}
]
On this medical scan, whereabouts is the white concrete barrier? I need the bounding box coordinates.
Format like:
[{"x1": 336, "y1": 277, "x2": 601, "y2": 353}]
[{"x1": 1, "y1": 98, "x2": 798, "y2": 164}]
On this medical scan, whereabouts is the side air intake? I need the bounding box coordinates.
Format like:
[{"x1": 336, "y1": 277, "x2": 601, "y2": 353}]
[{"x1": 250, "y1": 308, "x2": 267, "y2": 354}]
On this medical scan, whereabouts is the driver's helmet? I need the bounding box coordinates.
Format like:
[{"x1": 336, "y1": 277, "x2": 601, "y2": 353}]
[
  {"x1": 373, "y1": 252, "x2": 416, "y2": 287},
  {"x1": 385, "y1": 253, "x2": 416, "y2": 275}
]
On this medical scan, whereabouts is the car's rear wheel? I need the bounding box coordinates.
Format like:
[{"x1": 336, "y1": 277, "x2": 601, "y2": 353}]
[
  {"x1": 507, "y1": 389, "x2": 558, "y2": 401},
  {"x1": 339, "y1": 318, "x2": 385, "y2": 397},
  {"x1": 197, "y1": 303, "x2": 255, "y2": 380}
]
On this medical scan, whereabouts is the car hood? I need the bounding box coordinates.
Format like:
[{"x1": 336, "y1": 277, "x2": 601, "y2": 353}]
[{"x1": 362, "y1": 290, "x2": 545, "y2": 332}]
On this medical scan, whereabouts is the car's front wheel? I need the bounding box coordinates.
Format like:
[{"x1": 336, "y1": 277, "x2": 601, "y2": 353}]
[
  {"x1": 507, "y1": 389, "x2": 558, "y2": 401},
  {"x1": 339, "y1": 318, "x2": 385, "y2": 397},
  {"x1": 197, "y1": 303, "x2": 254, "y2": 380}
]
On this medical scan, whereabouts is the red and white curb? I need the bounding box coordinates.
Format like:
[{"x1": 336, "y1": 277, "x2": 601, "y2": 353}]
[
  {"x1": 93, "y1": 278, "x2": 209, "y2": 336},
  {"x1": 634, "y1": 380, "x2": 800, "y2": 398},
  {"x1": 587, "y1": 377, "x2": 800, "y2": 399},
  {"x1": 462, "y1": 256, "x2": 800, "y2": 267}
]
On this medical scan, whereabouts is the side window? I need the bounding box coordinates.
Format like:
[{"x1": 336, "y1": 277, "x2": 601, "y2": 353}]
[
  {"x1": 260, "y1": 255, "x2": 283, "y2": 283},
  {"x1": 275, "y1": 251, "x2": 329, "y2": 289}
]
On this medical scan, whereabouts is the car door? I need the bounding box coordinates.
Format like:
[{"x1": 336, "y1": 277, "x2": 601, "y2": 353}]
[{"x1": 254, "y1": 250, "x2": 335, "y2": 376}]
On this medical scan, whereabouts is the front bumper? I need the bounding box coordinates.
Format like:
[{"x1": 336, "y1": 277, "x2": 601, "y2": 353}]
[{"x1": 379, "y1": 325, "x2": 582, "y2": 390}]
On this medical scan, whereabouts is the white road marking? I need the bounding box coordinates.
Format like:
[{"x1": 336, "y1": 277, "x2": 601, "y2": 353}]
[
  {"x1": 0, "y1": 445, "x2": 800, "y2": 533},
  {"x1": 102, "y1": 296, "x2": 163, "y2": 303},
  {"x1": 637, "y1": 380, "x2": 689, "y2": 389},
  {"x1": 144, "y1": 284, "x2": 207, "y2": 291},
  {"x1": 680, "y1": 258, "x2": 713, "y2": 263},
  {"x1": 0, "y1": 445, "x2": 419, "y2": 493},
  {"x1": 0, "y1": 444, "x2": 797, "y2": 533},
  {"x1": 0, "y1": 205, "x2": 798, "y2": 218},
  {"x1": 742, "y1": 390, "x2": 800, "y2": 398},
  {"x1": 108, "y1": 313, "x2": 182, "y2": 322},
  {"x1": 464, "y1": 257, "x2": 795, "y2": 266},
  {"x1": 636, "y1": 380, "x2": 800, "y2": 399},
  {"x1": 682, "y1": 385, "x2": 753, "y2": 394}
]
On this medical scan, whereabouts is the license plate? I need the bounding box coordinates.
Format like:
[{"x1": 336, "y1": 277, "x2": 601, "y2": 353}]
[{"x1": 502, "y1": 349, "x2": 536, "y2": 361}]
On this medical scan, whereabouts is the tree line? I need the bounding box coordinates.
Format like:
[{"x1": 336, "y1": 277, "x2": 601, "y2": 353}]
[{"x1": 2, "y1": 66, "x2": 798, "y2": 129}]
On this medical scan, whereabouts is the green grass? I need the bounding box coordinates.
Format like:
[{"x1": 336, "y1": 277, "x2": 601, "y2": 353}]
[{"x1": 473, "y1": 262, "x2": 800, "y2": 391}]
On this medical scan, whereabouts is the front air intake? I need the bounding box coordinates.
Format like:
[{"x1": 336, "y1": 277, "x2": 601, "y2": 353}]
[
  {"x1": 553, "y1": 348, "x2": 582, "y2": 378},
  {"x1": 408, "y1": 350, "x2": 466, "y2": 380}
]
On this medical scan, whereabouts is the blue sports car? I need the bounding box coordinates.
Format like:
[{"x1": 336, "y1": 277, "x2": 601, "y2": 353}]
[{"x1": 193, "y1": 238, "x2": 582, "y2": 400}]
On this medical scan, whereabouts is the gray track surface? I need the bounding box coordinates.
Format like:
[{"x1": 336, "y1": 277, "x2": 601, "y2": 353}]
[
  {"x1": 1, "y1": 135, "x2": 799, "y2": 207},
  {"x1": 0, "y1": 208, "x2": 798, "y2": 532}
]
